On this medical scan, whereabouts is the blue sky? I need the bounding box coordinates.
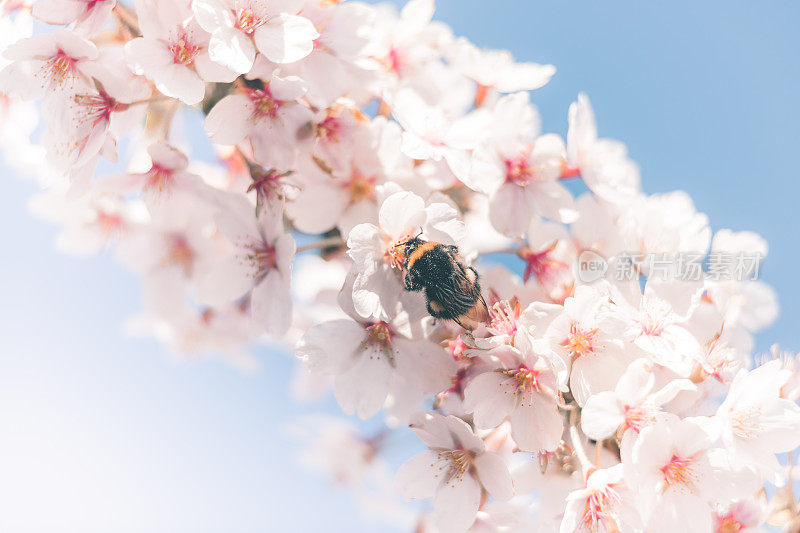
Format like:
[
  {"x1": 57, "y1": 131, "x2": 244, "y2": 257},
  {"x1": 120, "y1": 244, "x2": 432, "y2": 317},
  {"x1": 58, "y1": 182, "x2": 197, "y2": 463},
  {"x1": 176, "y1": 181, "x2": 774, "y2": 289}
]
[{"x1": 1, "y1": 1, "x2": 799, "y2": 531}]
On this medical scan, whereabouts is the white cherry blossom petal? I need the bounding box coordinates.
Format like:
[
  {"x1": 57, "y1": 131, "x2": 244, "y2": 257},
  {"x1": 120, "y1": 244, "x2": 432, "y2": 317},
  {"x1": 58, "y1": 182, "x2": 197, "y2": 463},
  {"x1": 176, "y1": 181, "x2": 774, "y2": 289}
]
[{"x1": 254, "y1": 14, "x2": 319, "y2": 64}]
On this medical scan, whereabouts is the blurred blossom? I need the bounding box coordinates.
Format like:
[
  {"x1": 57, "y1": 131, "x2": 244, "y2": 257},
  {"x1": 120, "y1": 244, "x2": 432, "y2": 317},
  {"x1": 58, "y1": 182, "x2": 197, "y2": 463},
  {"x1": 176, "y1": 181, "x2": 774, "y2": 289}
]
[{"x1": 2, "y1": 0, "x2": 799, "y2": 531}]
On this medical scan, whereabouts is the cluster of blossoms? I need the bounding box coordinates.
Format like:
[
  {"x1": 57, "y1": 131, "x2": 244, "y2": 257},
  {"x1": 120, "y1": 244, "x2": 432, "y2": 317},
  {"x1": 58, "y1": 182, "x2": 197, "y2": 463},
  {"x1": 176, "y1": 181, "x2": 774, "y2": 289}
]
[{"x1": 3, "y1": 0, "x2": 800, "y2": 531}]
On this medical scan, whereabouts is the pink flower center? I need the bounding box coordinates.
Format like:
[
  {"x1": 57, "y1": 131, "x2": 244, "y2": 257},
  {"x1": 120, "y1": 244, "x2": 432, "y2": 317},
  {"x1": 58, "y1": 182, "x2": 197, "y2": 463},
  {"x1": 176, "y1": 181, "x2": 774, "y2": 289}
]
[
  {"x1": 504, "y1": 153, "x2": 534, "y2": 185},
  {"x1": 715, "y1": 513, "x2": 744, "y2": 533},
  {"x1": 561, "y1": 322, "x2": 599, "y2": 359},
  {"x1": 247, "y1": 167, "x2": 295, "y2": 213},
  {"x1": 435, "y1": 449, "x2": 473, "y2": 485},
  {"x1": 640, "y1": 318, "x2": 665, "y2": 336},
  {"x1": 639, "y1": 300, "x2": 671, "y2": 337},
  {"x1": 448, "y1": 337, "x2": 467, "y2": 360},
  {"x1": 387, "y1": 47, "x2": 403, "y2": 75},
  {"x1": 245, "y1": 86, "x2": 281, "y2": 120},
  {"x1": 235, "y1": 4, "x2": 269, "y2": 34},
  {"x1": 581, "y1": 486, "x2": 621, "y2": 532},
  {"x1": 622, "y1": 405, "x2": 650, "y2": 433},
  {"x1": 317, "y1": 116, "x2": 342, "y2": 142},
  {"x1": 729, "y1": 406, "x2": 762, "y2": 440},
  {"x1": 73, "y1": 91, "x2": 124, "y2": 128},
  {"x1": 144, "y1": 163, "x2": 175, "y2": 192},
  {"x1": 4, "y1": 1, "x2": 28, "y2": 13},
  {"x1": 245, "y1": 242, "x2": 277, "y2": 277},
  {"x1": 384, "y1": 231, "x2": 417, "y2": 270},
  {"x1": 660, "y1": 454, "x2": 697, "y2": 489},
  {"x1": 502, "y1": 366, "x2": 541, "y2": 394},
  {"x1": 520, "y1": 242, "x2": 568, "y2": 283},
  {"x1": 96, "y1": 211, "x2": 122, "y2": 235},
  {"x1": 169, "y1": 31, "x2": 200, "y2": 66},
  {"x1": 488, "y1": 299, "x2": 520, "y2": 340},
  {"x1": 165, "y1": 236, "x2": 194, "y2": 275},
  {"x1": 363, "y1": 321, "x2": 393, "y2": 349},
  {"x1": 45, "y1": 49, "x2": 77, "y2": 86},
  {"x1": 343, "y1": 169, "x2": 376, "y2": 204}
]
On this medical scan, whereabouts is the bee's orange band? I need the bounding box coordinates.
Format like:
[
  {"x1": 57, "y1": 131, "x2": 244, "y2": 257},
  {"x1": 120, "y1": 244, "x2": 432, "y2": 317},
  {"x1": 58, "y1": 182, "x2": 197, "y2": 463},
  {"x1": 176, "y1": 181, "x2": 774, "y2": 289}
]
[{"x1": 406, "y1": 241, "x2": 439, "y2": 270}]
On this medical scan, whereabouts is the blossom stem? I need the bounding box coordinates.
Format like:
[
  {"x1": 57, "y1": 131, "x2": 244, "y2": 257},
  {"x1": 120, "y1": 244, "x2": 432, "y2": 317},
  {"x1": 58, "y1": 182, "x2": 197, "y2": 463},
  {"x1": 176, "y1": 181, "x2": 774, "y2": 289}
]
[
  {"x1": 788, "y1": 451, "x2": 795, "y2": 506},
  {"x1": 569, "y1": 409, "x2": 595, "y2": 477},
  {"x1": 594, "y1": 439, "x2": 603, "y2": 467},
  {"x1": 377, "y1": 99, "x2": 391, "y2": 118},
  {"x1": 296, "y1": 236, "x2": 346, "y2": 254},
  {"x1": 161, "y1": 100, "x2": 179, "y2": 140},
  {"x1": 128, "y1": 96, "x2": 174, "y2": 107},
  {"x1": 560, "y1": 165, "x2": 581, "y2": 180},
  {"x1": 112, "y1": 3, "x2": 141, "y2": 37}
]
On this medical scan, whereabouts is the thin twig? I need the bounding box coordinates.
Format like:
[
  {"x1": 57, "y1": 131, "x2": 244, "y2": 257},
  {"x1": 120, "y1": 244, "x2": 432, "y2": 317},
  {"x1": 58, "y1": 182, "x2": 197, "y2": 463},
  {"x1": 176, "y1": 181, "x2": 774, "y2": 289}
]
[
  {"x1": 478, "y1": 247, "x2": 520, "y2": 257},
  {"x1": 296, "y1": 236, "x2": 346, "y2": 254}
]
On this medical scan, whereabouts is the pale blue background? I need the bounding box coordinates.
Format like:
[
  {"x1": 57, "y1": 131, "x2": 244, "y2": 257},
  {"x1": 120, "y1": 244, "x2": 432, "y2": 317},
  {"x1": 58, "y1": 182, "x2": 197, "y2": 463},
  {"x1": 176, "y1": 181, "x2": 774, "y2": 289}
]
[{"x1": 1, "y1": 1, "x2": 798, "y2": 531}]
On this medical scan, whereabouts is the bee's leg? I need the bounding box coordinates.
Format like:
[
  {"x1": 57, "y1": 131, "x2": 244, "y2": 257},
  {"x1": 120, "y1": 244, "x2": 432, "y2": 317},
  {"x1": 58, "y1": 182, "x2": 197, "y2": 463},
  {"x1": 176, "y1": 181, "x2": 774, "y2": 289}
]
[
  {"x1": 462, "y1": 330, "x2": 477, "y2": 346},
  {"x1": 452, "y1": 314, "x2": 480, "y2": 331},
  {"x1": 427, "y1": 299, "x2": 445, "y2": 317},
  {"x1": 477, "y1": 293, "x2": 490, "y2": 322},
  {"x1": 452, "y1": 315, "x2": 467, "y2": 330}
]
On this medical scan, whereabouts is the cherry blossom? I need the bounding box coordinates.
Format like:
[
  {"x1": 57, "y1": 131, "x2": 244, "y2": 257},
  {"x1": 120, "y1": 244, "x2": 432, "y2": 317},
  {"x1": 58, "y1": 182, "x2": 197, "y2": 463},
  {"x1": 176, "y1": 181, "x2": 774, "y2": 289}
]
[
  {"x1": 98, "y1": 142, "x2": 208, "y2": 201},
  {"x1": 3, "y1": 1, "x2": 800, "y2": 531},
  {"x1": 610, "y1": 278, "x2": 704, "y2": 376},
  {"x1": 395, "y1": 411, "x2": 514, "y2": 533},
  {"x1": 629, "y1": 416, "x2": 743, "y2": 533},
  {"x1": 296, "y1": 285, "x2": 454, "y2": 419},
  {"x1": 204, "y1": 68, "x2": 313, "y2": 169},
  {"x1": 388, "y1": 87, "x2": 490, "y2": 183},
  {"x1": 560, "y1": 465, "x2": 643, "y2": 533},
  {"x1": 712, "y1": 498, "x2": 767, "y2": 533},
  {"x1": 0, "y1": 28, "x2": 98, "y2": 99},
  {"x1": 364, "y1": 0, "x2": 444, "y2": 83},
  {"x1": 32, "y1": 0, "x2": 116, "y2": 35},
  {"x1": 41, "y1": 47, "x2": 151, "y2": 181},
  {"x1": 715, "y1": 360, "x2": 800, "y2": 484},
  {"x1": 192, "y1": 0, "x2": 319, "y2": 74},
  {"x1": 581, "y1": 358, "x2": 696, "y2": 441},
  {"x1": 566, "y1": 93, "x2": 641, "y2": 203},
  {"x1": 542, "y1": 284, "x2": 633, "y2": 406},
  {"x1": 446, "y1": 37, "x2": 555, "y2": 106},
  {"x1": 196, "y1": 193, "x2": 295, "y2": 336},
  {"x1": 468, "y1": 92, "x2": 577, "y2": 235},
  {"x1": 280, "y1": 1, "x2": 374, "y2": 108},
  {"x1": 126, "y1": 0, "x2": 237, "y2": 105},
  {"x1": 462, "y1": 344, "x2": 564, "y2": 453},
  {"x1": 286, "y1": 116, "x2": 412, "y2": 237},
  {"x1": 28, "y1": 187, "x2": 148, "y2": 255}
]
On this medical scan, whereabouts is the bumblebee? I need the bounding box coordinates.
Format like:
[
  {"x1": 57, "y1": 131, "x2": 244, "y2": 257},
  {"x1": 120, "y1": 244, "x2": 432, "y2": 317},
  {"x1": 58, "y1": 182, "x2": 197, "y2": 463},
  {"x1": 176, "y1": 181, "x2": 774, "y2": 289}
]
[{"x1": 399, "y1": 237, "x2": 488, "y2": 330}]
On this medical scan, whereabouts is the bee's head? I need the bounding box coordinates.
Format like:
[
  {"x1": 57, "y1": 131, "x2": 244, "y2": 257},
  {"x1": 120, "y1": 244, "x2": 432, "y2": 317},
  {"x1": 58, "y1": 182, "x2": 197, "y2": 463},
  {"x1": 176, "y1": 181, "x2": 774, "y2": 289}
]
[
  {"x1": 391, "y1": 232, "x2": 425, "y2": 267},
  {"x1": 401, "y1": 236, "x2": 426, "y2": 256}
]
